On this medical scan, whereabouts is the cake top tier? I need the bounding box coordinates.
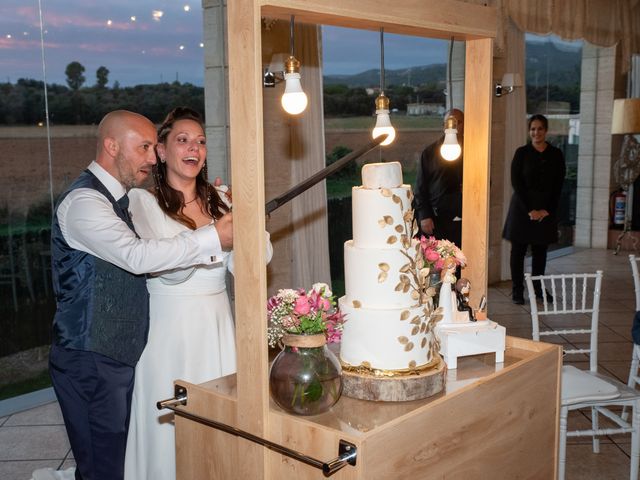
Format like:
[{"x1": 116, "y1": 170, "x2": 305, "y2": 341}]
[{"x1": 361, "y1": 161, "x2": 402, "y2": 189}]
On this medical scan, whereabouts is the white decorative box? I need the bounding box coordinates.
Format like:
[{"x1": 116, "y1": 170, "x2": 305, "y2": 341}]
[{"x1": 435, "y1": 320, "x2": 506, "y2": 369}]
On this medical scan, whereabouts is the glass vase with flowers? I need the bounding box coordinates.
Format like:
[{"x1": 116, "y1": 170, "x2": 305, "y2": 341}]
[{"x1": 267, "y1": 283, "x2": 346, "y2": 415}]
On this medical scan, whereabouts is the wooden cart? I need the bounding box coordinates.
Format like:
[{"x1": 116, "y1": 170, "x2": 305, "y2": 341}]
[{"x1": 169, "y1": 1, "x2": 561, "y2": 478}]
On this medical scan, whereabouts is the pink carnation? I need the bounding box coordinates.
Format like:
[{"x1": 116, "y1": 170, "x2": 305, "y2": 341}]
[
  {"x1": 293, "y1": 296, "x2": 311, "y2": 315},
  {"x1": 425, "y1": 249, "x2": 440, "y2": 262}
]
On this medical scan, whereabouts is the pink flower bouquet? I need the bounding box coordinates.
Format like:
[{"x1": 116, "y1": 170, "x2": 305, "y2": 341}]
[
  {"x1": 419, "y1": 236, "x2": 466, "y2": 273},
  {"x1": 267, "y1": 283, "x2": 346, "y2": 348}
]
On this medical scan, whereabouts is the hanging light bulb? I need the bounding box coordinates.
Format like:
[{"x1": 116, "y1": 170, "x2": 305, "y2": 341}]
[
  {"x1": 281, "y1": 56, "x2": 308, "y2": 115},
  {"x1": 371, "y1": 28, "x2": 395, "y2": 146},
  {"x1": 280, "y1": 15, "x2": 308, "y2": 115},
  {"x1": 372, "y1": 93, "x2": 396, "y2": 145},
  {"x1": 440, "y1": 116, "x2": 461, "y2": 161}
]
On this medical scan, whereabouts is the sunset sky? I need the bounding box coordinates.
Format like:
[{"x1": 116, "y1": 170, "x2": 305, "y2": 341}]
[{"x1": 0, "y1": 1, "x2": 447, "y2": 87}]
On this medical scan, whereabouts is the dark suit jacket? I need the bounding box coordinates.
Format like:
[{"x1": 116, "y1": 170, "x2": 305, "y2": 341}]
[
  {"x1": 502, "y1": 143, "x2": 566, "y2": 245},
  {"x1": 413, "y1": 136, "x2": 463, "y2": 245}
]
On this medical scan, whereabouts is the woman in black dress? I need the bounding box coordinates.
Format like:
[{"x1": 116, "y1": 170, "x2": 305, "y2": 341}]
[{"x1": 502, "y1": 114, "x2": 566, "y2": 305}]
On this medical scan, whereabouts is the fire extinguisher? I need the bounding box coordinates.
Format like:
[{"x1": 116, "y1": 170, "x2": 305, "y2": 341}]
[{"x1": 611, "y1": 189, "x2": 627, "y2": 227}]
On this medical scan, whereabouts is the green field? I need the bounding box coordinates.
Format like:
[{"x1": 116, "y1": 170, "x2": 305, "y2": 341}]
[{"x1": 325, "y1": 114, "x2": 572, "y2": 135}]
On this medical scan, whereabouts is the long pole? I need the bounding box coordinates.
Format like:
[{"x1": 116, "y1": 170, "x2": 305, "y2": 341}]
[{"x1": 265, "y1": 135, "x2": 388, "y2": 215}]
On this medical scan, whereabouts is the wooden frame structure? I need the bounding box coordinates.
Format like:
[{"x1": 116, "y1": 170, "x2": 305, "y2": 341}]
[{"x1": 174, "y1": 1, "x2": 560, "y2": 478}]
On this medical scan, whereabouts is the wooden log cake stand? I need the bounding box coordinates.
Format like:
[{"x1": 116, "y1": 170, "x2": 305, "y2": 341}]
[{"x1": 341, "y1": 356, "x2": 446, "y2": 402}]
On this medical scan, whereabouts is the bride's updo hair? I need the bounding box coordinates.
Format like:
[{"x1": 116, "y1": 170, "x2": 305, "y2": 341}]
[{"x1": 153, "y1": 107, "x2": 229, "y2": 229}]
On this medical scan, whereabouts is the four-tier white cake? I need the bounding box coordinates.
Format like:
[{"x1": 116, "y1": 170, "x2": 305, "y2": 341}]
[{"x1": 339, "y1": 162, "x2": 434, "y2": 372}]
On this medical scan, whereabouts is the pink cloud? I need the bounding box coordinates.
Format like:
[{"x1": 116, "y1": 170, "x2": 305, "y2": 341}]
[
  {"x1": 39, "y1": 11, "x2": 139, "y2": 31},
  {"x1": 0, "y1": 38, "x2": 62, "y2": 50}
]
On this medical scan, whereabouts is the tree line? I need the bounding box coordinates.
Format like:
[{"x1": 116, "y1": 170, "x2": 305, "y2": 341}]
[
  {"x1": 0, "y1": 63, "x2": 204, "y2": 125},
  {"x1": 0, "y1": 60, "x2": 580, "y2": 125}
]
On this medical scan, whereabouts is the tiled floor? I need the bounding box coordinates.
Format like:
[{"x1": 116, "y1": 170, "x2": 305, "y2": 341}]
[{"x1": 1, "y1": 247, "x2": 638, "y2": 479}]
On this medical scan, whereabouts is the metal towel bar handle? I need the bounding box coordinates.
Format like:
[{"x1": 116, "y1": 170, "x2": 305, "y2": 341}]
[{"x1": 157, "y1": 385, "x2": 357, "y2": 477}]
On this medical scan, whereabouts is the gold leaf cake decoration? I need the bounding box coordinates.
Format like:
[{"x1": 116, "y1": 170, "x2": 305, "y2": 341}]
[
  {"x1": 378, "y1": 215, "x2": 394, "y2": 227},
  {"x1": 378, "y1": 272, "x2": 388, "y2": 283},
  {"x1": 397, "y1": 336, "x2": 409, "y2": 344},
  {"x1": 378, "y1": 263, "x2": 390, "y2": 272},
  {"x1": 404, "y1": 342, "x2": 414, "y2": 352},
  {"x1": 381, "y1": 188, "x2": 392, "y2": 197},
  {"x1": 395, "y1": 224, "x2": 404, "y2": 233},
  {"x1": 352, "y1": 300, "x2": 361, "y2": 308},
  {"x1": 387, "y1": 236, "x2": 398, "y2": 245},
  {"x1": 400, "y1": 310, "x2": 410, "y2": 321}
]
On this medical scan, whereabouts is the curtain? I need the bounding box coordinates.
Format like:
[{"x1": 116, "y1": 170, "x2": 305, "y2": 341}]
[{"x1": 506, "y1": 0, "x2": 640, "y2": 72}]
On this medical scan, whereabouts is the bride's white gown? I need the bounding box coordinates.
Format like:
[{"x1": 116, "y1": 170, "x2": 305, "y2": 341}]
[{"x1": 124, "y1": 189, "x2": 242, "y2": 480}]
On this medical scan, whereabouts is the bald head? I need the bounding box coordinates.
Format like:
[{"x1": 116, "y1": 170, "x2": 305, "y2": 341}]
[
  {"x1": 97, "y1": 110, "x2": 154, "y2": 150},
  {"x1": 96, "y1": 110, "x2": 158, "y2": 189}
]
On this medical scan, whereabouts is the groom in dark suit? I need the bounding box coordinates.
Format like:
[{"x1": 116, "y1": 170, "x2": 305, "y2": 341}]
[{"x1": 49, "y1": 110, "x2": 233, "y2": 480}]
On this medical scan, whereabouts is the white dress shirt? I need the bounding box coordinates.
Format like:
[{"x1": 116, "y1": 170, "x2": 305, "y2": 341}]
[
  {"x1": 128, "y1": 187, "x2": 273, "y2": 283},
  {"x1": 56, "y1": 162, "x2": 222, "y2": 275}
]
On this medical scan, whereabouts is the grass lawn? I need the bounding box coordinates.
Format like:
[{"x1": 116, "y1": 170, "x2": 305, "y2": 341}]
[
  {"x1": 0, "y1": 369, "x2": 51, "y2": 401},
  {"x1": 325, "y1": 115, "x2": 443, "y2": 130}
]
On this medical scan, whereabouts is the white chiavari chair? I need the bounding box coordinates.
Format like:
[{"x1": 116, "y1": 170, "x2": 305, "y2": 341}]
[{"x1": 526, "y1": 271, "x2": 640, "y2": 480}]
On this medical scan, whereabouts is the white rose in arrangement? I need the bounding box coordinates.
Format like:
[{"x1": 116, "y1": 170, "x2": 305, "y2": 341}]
[{"x1": 311, "y1": 282, "x2": 332, "y2": 298}]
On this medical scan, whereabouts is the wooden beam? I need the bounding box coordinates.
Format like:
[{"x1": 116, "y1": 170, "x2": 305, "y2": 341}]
[
  {"x1": 260, "y1": 0, "x2": 497, "y2": 40},
  {"x1": 227, "y1": 1, "x2": 269, "y2": 478},
  {"x1": 462, "y1": 37, "x2": 493, "y2": 307}
]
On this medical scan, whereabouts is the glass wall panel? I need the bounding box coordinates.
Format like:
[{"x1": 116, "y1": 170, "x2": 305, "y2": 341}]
[
  {"x1": 0, "y1": 0, "x2": 206, "y2": 404},
  {"x1": 321, "y1": 26, "x2": 448, "y2": 295},
  {"x1": 525, "y1": 34, "x2": 582, "y2": 251}
]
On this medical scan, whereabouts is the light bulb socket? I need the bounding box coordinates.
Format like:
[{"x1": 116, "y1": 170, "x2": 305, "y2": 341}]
[
  {"x1": 375, "y1": 93, "x2": 390, "y2": 111},
  {"x1": 284, "y1": 56, "x2": 301, "y2": 74},
  {"x1": 444, "y1": 116, "x2": 458, "y2": 131}
]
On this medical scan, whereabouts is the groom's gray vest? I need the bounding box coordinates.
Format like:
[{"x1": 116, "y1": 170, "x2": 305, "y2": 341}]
[{"x1": 51, "y1": 170, "x2": 149, "y2": 366}]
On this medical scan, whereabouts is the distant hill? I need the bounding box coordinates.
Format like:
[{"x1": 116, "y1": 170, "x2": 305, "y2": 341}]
[
  {"x1": 323, "y1": 40, "x2": 581, "y2": 89},
  {"x1": 324, "y1": 64, "x2": 446, "y2": 88},
  {"x1": 526, "y1": 40, "x2": 582, "y2": 88}
]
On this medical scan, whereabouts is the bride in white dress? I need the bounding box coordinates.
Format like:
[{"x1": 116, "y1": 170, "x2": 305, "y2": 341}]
[{"x1": 124, "y1": 107, "x2": 272, "y2": 480}]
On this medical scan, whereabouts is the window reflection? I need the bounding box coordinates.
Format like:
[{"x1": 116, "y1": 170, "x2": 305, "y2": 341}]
[{"x1": 0, "y1": 0, "x2": 206, "y2": 403}]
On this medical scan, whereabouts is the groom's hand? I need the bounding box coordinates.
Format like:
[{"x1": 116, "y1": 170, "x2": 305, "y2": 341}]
[
  {"x1": 213, "y1": 176, "x2": 232, "y2": 203},
  {"x1": 215, "y1": 212, "x2": 233, "y2": 250}
]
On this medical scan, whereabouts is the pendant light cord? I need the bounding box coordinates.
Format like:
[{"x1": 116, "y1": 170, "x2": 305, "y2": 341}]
[
  {"x1": 290, "y1": 15, "x2": 295, "y2": 57},
  {"x1": 379, "y1": 28, "x2": 385, "y2": 93},
  {"x1": 379, "y1": 28, "x2": 385, "y2": 161},
  {"x1": 447, "y1": 36, "x2": 454, "y2": 111}
]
